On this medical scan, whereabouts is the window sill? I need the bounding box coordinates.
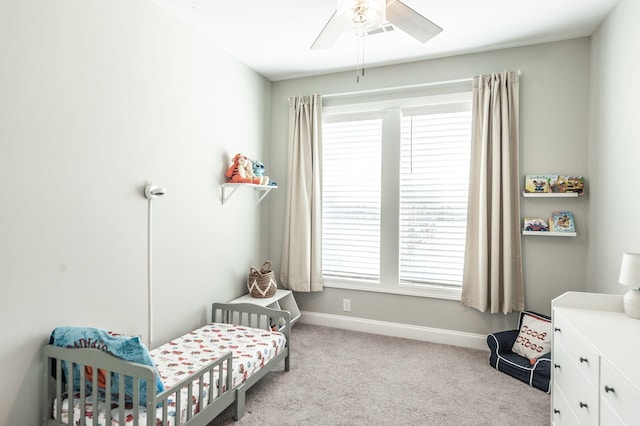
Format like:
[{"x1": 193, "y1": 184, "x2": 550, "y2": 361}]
[{"x1": 323, "y1": 278, "x2": 462, "y2": 301}]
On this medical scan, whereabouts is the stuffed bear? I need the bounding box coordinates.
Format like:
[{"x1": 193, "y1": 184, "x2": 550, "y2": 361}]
[
  {"x1": 226, "y1": 153, "x2": 268, "y2": 185},
  {"x1": 253, "y1": 161, "x2": 277, "y2": 187}
]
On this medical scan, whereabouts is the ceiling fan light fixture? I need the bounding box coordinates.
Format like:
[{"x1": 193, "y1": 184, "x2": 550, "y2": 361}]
[{"x1": 337, "y1": 0, "x2": 386, "y2": 34}]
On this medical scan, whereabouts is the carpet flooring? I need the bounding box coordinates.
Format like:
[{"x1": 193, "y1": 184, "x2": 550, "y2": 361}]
[{"x1": 210, "y1": 323, "x2": 550, "y2": 426}]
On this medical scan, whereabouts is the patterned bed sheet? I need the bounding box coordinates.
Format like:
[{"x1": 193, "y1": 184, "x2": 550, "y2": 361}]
[{"x1": 54, "y1": 323, "x2": 286, "y2": 425}]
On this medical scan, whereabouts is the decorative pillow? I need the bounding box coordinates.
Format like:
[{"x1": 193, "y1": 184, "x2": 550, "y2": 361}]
[{"x1": 511, "y1": 312, "x2": 552, "y2": 363}]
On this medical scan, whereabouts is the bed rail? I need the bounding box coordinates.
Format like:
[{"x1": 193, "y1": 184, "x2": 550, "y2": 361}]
[
  {"x1": 212, "y1": 302, "x2": 290, "y2": 366},
  {"x1": 42, "y1": 345, "x2": 233, "y2": 426},
  {"x1": 211, "y1": 302, "x2": 291, "y2": 419}
]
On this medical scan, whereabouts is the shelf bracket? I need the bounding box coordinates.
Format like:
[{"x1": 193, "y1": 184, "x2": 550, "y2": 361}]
[
  {"x1": 221, "y1": 184, "x2": 241, "y2": 205},
  {"x1": 255, "y1": 186, "x2": 274, "y2": 204}
]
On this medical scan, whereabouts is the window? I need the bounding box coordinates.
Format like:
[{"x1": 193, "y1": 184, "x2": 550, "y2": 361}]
[
  {"x1": 322, "y1": 115, "x2": 382, "y2": 281},
  {"x1": 321, "y1": 92, "x2": 472, "y2": 300}
]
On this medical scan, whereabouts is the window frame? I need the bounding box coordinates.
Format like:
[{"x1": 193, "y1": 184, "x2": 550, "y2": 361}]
[{"x1": 321, "y1": 91, "x2": 473, "y2": 301}]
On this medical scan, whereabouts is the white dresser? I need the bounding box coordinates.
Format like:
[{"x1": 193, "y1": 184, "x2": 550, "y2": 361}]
[{"x1": 551, "y1": 292, "x2": 640, "y2": 425}]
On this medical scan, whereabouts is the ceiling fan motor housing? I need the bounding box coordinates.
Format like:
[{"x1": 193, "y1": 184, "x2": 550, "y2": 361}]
[
  {"x1": 337, "y1": 0, "x2": 386, "y2": 33},
  {"x1": 311, "y1": 0, "x2": 442, "y2": 50}
]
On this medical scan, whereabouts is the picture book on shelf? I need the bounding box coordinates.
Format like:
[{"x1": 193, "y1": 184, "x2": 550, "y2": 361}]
[
  {"x1": 551, "y1": 211, "x2": 575, "y2": 232},
  {"x1": 523, "y1": 217, "x2": 549, "y2": 232},
  {"x1": 524, "y1": 175, "x2": 550, "y2": 193},
  {"x1": 525, "y1": 174, "x2": 585, "y2": 194},
  {"x1": 549, "y1": 175, "x2": 585, "y2": 194}
]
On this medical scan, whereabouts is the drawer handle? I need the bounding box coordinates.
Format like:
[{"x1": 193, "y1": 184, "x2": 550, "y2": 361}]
[
  {"x1": 579, "y1": 402, "x2": 588, "y2": 409},
  {"x1": 554, "y1": 327, "x2": 561, "y2": 332},
  {"x1": 554, "y1": 364, "x2": 561, "y2": 369},
  {"x1": 604, "y1": 386, "x2": 615, "y2": 394},
  {"x1": 579, "y1": 357, "x2": 589, "y2": 363},
  {"x1": 553, "y1": 409, "x2": 560, "y2": 415}
]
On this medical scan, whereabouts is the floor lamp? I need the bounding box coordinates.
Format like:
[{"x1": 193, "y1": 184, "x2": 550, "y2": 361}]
[{"x1": 144, "y1": 182, "x2": 166, "y2": 348}]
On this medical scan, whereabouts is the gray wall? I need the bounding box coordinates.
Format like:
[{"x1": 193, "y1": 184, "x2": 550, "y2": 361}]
[
  {"x1": 0, "y1": 1, "x2": 271, "y2": 424},
  {"x1": 269, "y1": 39, "x2": 592, "y2": 335},
  {"x1": 588, "y1": 0, "x2": 640, "y2": 294}
]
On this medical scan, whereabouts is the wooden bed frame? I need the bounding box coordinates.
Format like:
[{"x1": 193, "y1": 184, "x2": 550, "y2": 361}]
[{"x1": 42, "y1": 302, "x2": 291, "y2": 426}]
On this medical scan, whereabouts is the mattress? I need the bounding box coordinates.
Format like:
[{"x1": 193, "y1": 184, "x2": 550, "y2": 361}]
[{"x1": 53, "y1": 322, "x2": 286, "y2": 425}]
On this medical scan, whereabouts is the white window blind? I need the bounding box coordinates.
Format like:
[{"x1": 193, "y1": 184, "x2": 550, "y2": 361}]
[
  {"x1": 322, "y1": 116, "x2": 382, "y2": 281},
  {"x1": 321, "y1": 93, "x2": 472, "y2": 298},
  {"x1": 399, "y1": 105, "x2": 471, "y2": 287}
]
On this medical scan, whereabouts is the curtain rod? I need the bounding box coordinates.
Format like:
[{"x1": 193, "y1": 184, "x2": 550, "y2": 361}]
[
  {"x1": 322, "y1": 77, "x2": 474, "y2": 99},
  {"x1": 322, "y1": 70, "x2": 521, "y2": 99}
]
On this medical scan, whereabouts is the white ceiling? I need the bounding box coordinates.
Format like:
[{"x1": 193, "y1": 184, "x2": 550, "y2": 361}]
[{"x1": 151, "y1": 0, "x2": 619, "y2": 82}]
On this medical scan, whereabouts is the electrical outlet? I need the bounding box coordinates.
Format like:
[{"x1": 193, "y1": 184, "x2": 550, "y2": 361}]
[{"x1": 343, "y1": 299, "x2": 351, "y2": 312}]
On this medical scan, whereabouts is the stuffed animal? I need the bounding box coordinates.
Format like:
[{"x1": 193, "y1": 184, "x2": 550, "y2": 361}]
[
  {"x1": 252, "y1": 161, "x2": 266, "y2": 178},
  {"x1": 253, "y1": 161, "x2": 277, "y2": 186},
  {"x1": 226, "y1": 153, "x2": 268, "y2": 185}
]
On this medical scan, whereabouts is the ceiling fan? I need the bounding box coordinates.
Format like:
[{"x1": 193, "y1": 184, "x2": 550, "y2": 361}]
[{"x1": 311, "y1": 0, "x2": 443, "y2": 50}]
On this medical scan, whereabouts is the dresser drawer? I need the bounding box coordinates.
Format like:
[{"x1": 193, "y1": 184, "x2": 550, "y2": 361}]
[
  {"x1": 600, "y1": 359, "x2": 640, "y2": 424},
  {"x1": 553, "y1": 311, "x2": 599, "y2": 386},
  {"x1": 553, "y1": 341, "x2": 599, "y2": 425},
  {"x1": 552, "y1": 383, "x2": 580, "y2": 426}
]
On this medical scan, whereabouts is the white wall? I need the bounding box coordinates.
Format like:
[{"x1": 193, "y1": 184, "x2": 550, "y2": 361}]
[
  {"x1": 588, "y1": 0, "x2": 640, "y2": 294},
  {"x1": 269, "y1": 39, "x2": 592, "y2": 335},
  {"x1": 0, "y1": 1, "x2": 271, "y2": 424}
]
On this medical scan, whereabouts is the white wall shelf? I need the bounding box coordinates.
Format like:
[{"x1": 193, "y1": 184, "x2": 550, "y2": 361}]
[
  {"x1": 221, "y1": 183, "x2": 277, "y2": 205},
  {"x1": 522, "y1": 191, "x2": 579, "y2": 198},
  {"x1": 522, "y1": 183, "x2": 583, "y2": 235},
  {"x1": 522, "y1": 230, "x2": 576, "y2": 237}
]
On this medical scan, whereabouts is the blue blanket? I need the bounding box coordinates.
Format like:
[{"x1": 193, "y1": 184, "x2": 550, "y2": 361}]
[{"x1": 50, "y1": 326, "x2": 165, "y2": 405}]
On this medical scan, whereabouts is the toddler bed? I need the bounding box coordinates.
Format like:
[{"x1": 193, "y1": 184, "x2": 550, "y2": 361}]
[{"x1": 42, "y1": 302, "x2": 291, "y2": 426}]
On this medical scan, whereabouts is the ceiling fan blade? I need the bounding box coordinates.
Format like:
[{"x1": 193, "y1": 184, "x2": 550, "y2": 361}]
[
  {"x1": 386, "y1": 0, "x2": 443, "y2": 43},
  {"x1": 311, "y1": 11, "x2": 343, "y2": 49}
]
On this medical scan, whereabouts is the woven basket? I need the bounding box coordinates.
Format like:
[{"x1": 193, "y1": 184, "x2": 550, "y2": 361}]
[{"x1": 247, "y1": 261, "x2": 277, "y2": 298}]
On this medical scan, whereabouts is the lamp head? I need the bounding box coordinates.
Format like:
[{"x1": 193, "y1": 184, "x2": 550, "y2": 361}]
[
  {"x1": 144, "y1": 183, "x2": 166, "y2": 200},
  {"x1": 619, "y1": 253, "x2": 640, "y2": 319},
  {"x1": 619, "y1": 253, "x2": 640, "y2": 288}
]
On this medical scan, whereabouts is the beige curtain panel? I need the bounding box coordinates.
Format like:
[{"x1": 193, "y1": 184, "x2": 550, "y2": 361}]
[
  {"x1": 280, "y1": 94, "x2": 324, "y2": 292},
  {"x1": 461, "y1": 70, "x2": 524, "y2": 314}
]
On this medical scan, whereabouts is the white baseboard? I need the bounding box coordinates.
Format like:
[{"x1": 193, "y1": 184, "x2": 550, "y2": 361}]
[{"x1": 298, "y1": 311, "x2": 488, "y2": 351}]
